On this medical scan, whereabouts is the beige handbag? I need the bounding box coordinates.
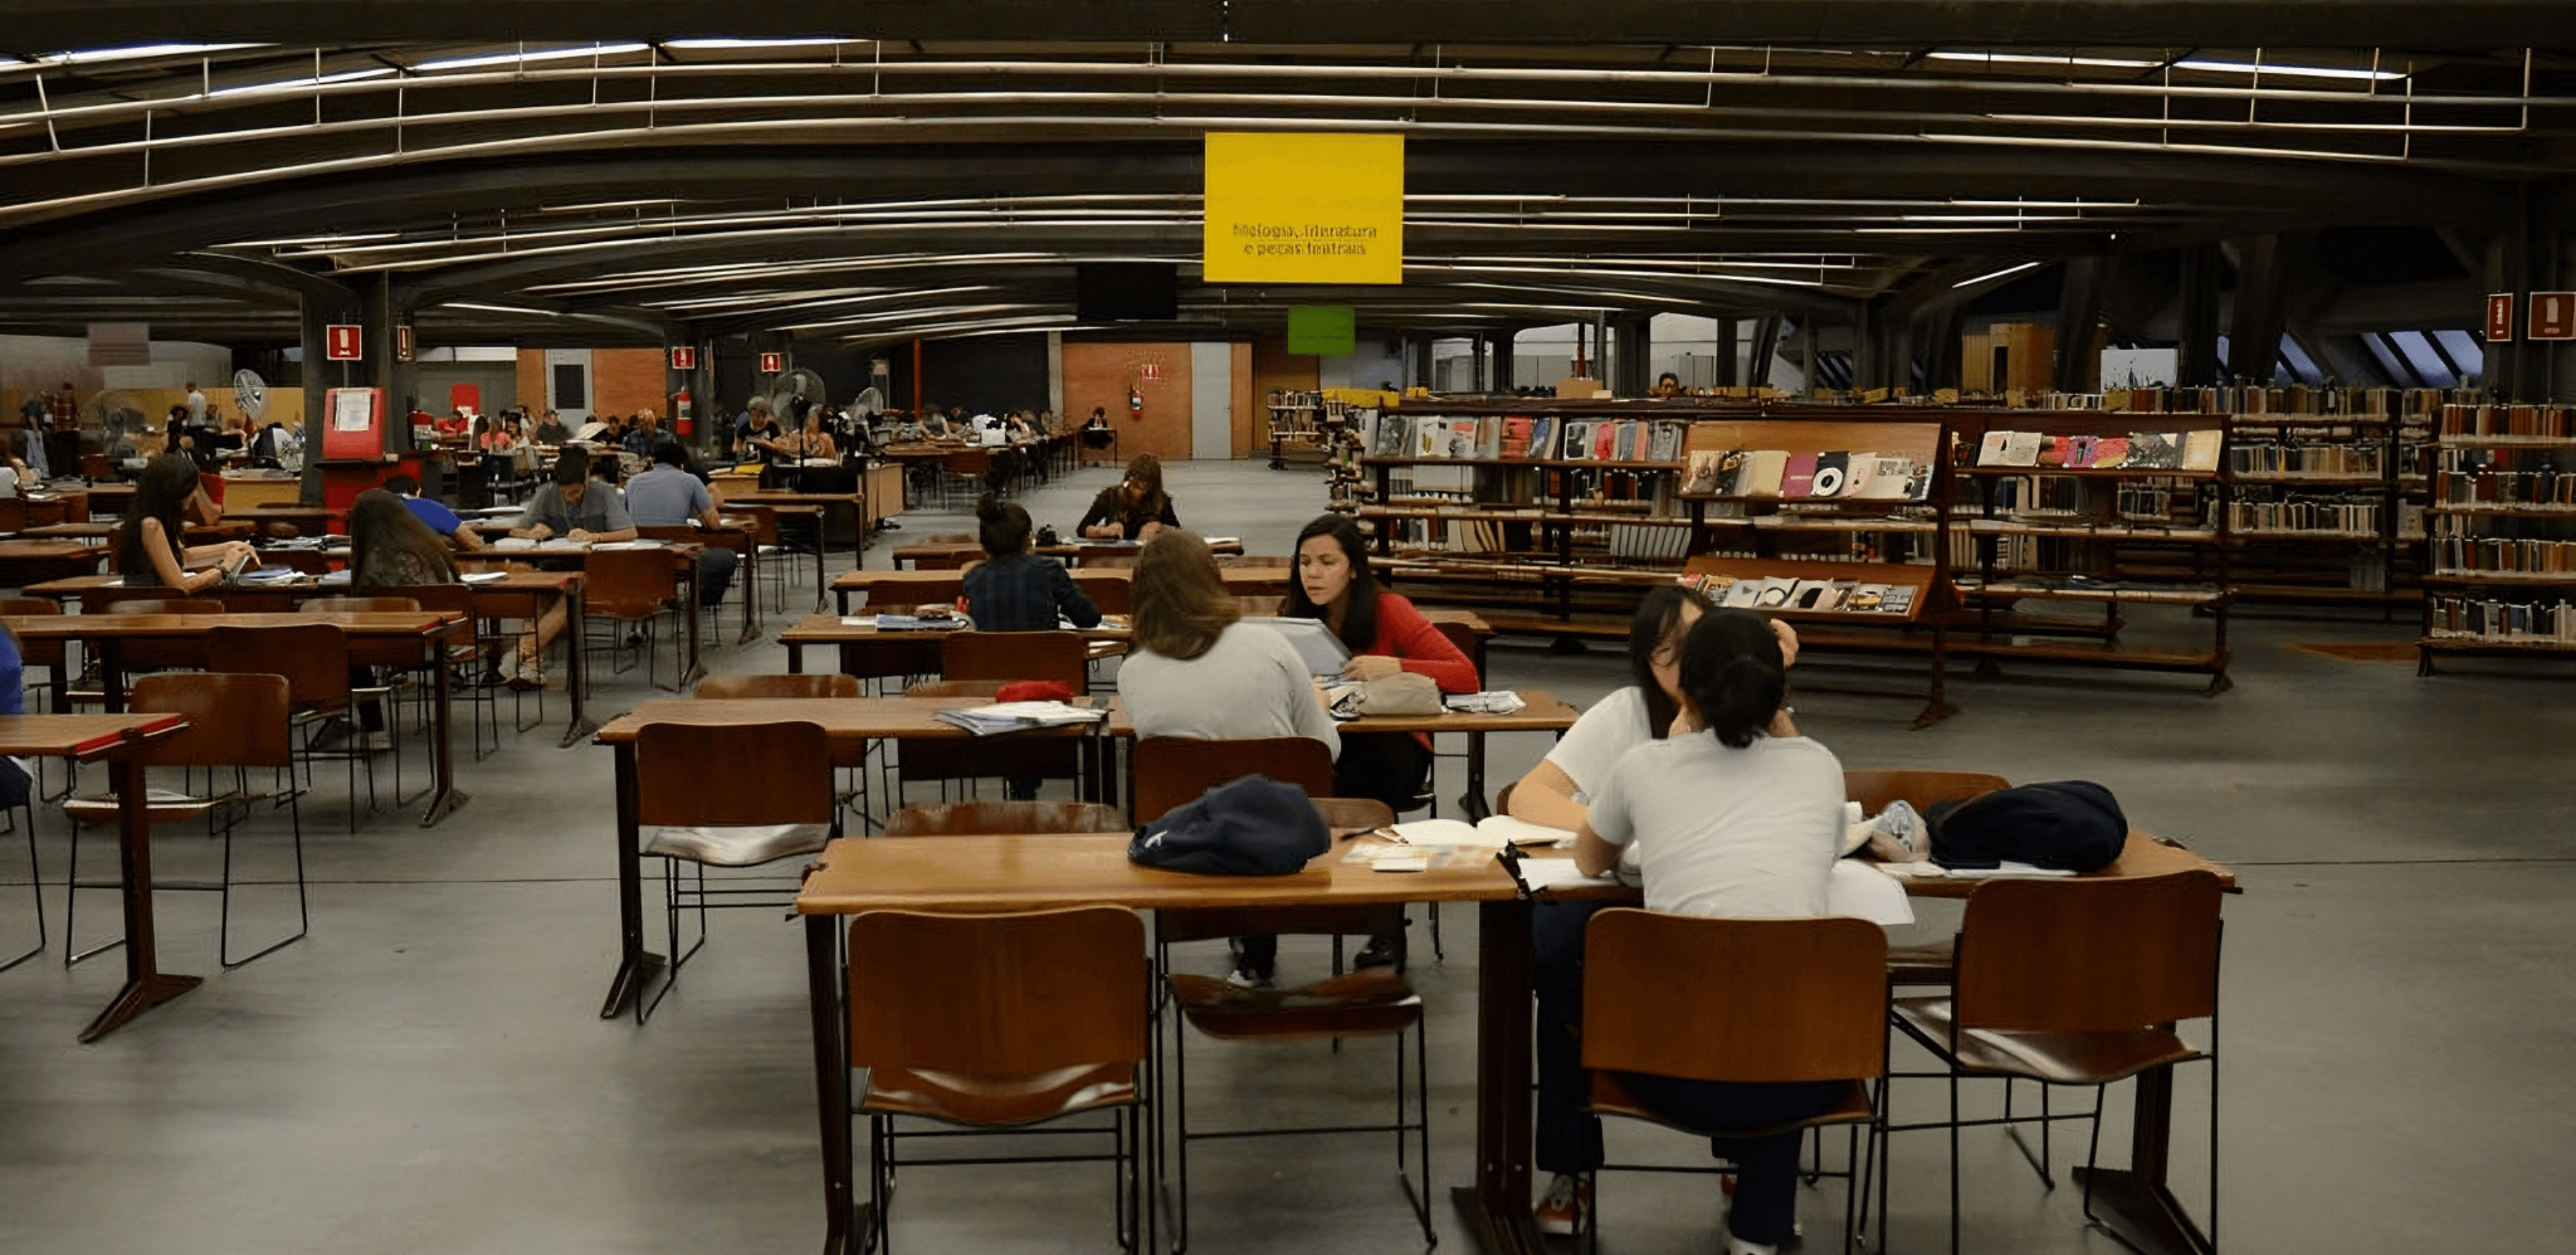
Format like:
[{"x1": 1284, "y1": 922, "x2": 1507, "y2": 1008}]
[{"x1": 1351, "y1": 670, "x2": 1443, "y2": 716}]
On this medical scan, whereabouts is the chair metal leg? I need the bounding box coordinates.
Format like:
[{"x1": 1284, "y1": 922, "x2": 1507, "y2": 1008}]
[
  {"x1": 1948, "y1": 1068, "x2": 1962, "y2": 1255},
  {"x1": 219, "y1": 768, "x2": 308, "y2": 968},
  {"x1": 61, "y1": 802, "x2": 123, "y2": 967},
  {"x1": 0, "y1": 801, "x2": 44, "y2": 974}
]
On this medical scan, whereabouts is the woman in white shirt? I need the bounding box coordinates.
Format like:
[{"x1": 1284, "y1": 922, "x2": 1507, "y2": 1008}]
[{"x1": 1530, "y1": 607, "x2": 1840, "y2": 1255}]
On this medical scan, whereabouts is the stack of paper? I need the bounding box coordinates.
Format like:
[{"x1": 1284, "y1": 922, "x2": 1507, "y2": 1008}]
[{"x1": 931, "y1": 701, "x2": 1108, "y2": 736}]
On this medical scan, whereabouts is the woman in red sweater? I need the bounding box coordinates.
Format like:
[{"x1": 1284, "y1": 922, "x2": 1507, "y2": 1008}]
[
  {"x1": 1284, "y1": 512, "x2": 1480, "y2": 805},
  {"x1": 1277, "y1": 513, "x2": 1480, "y2": 973}
]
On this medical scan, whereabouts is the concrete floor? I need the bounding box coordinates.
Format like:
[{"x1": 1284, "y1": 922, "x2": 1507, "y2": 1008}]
[{"x1": 1, "y1": 457, "x2": 2570, "y2": 1254}]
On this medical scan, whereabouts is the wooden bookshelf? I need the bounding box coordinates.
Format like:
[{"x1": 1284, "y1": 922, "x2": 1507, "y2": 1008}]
[
  {"x1": 1947, "y1": 411, "x2": 2234, "y2": 694},
  {"x1": 2418, "y1": 415, "x2": 2576, "y2": 674}
]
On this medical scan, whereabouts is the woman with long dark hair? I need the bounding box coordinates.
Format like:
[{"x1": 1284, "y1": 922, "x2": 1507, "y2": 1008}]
[
  {"x1": 1280, "y1": 513, "x2": 1478, "y2": 806},
  {"x1": 114, "y1": 454, "x2": 255, "y2": 593},
  {"x1": 1077, "y1": 453, "x2": 1179, "y2": 540},
  {"x1": 348, "y1": 488, "x2": 458, "y2": 588}
]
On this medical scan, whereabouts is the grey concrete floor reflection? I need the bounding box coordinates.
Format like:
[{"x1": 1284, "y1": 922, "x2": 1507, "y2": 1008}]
[{"x1": 1, "y1": 459, "x2": 2569, "y2": 1254}]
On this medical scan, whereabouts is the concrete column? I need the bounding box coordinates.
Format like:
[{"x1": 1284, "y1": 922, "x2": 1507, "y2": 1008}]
[
  {"x1": 1714, "y1": 318, "x2": 1740, "y2": 387},
  {"x1": 1747, "y1": 316, "x2": 1783, "y2": 390},
  {"x1": 2052, "y1": 256, "x2": 2110, "y2": 394},
  {"x1": 1491, "y1": 328, "x2": 1517, "y2": 392},
  {"x1": 2176, "y1": 243, "x2": 2223, "y2": 388}
]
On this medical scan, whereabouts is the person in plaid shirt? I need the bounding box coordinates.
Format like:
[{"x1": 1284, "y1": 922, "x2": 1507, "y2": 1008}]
[{"x1": 962, "y1": 493, "x2": 1099, "y2": 632}]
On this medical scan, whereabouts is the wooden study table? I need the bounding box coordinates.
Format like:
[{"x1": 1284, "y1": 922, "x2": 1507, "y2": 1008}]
[
  {"x1": 1103, "y1": 688, "x2": 1581, "y2": 824},
  {"x1": 19, "y1": 520, "x2": 255, "y2": 543},
  {"x1": 790, "y1": 831, "x2": 1528, "y2": 1255},
  {"x1": 457, "y1": 542, "x2": 707, "y2": 690},
  {"x1": 0, "y1": 713, "x2": 190, "y2": 1041},
  {"x1": 1, "y1": 612, "x2": 473, "y2": 826},
  {"x1": 1521, "y1": 829, "x2": 2238, "y2": 1255},
  {"x1": 729, "y1": 490, "x2": 868, "y2": 574},
  {"x1": 20, "y1": 570, "x2": 599, "y2": 748},
  {"x1": 589, "y1": 696, "x2": 1118, "y2": 1020},
  {"x1": 715, "y1": 502, "x2": 829, "y2": 613},
  {"x1": 832, "y1": 563, "x2": 1292, "y2": 614}
]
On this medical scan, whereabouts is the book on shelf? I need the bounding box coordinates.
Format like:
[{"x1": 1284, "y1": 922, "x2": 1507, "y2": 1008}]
[{"x1": 1781, "y1": 452, "x2": 1819, "y2": 497}]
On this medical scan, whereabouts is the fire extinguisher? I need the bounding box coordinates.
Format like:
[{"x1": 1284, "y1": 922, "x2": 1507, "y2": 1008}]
[
  {"x1": 671, "y1": 390, "x2": 693, "y2": 438},
  {"x1": 1127, "y1": 384, "x2": 1144, "y2": 419}
]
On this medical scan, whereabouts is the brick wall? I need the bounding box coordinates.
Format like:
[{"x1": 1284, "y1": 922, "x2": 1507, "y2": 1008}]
[{"x1": 592, "y1": 348, "x2": 667, "y2": 419}]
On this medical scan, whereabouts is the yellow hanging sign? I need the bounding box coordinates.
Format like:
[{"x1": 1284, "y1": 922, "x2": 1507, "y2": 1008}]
[{"x1": 1202, "y1": 132, "x2": 1404, "y2": 285}]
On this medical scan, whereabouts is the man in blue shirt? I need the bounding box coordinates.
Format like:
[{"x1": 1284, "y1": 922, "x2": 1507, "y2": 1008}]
[
  {"x1": 382, "y1": 474, "x2": 484, "y2": 551},
  {"x1": 626, "y1": 440, "x2": 736, "y2": 606}
]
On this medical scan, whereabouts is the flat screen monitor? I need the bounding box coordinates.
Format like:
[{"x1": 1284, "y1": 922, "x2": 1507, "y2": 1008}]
[{"x1": 1076, "y1": 264, "x2": 1178, "y2": 321}]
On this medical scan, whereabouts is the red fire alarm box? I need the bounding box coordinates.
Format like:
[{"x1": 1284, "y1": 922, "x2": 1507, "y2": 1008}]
[{"x1": 322, "y1": 387, "x2": 388, "y2": 462}]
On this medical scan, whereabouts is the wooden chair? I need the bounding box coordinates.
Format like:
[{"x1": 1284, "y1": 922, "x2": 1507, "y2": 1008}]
[
  {"x1": 363, "y1": 583, "x2": 498, "y2": 760},
  {"x1": 1073, "y1": 570, "x2": 1131, "y2": 614},
  {"x1": 62, "y1": 673, "x2": 304, "y2": 968},
  {"x1": 1132, "y1": 738, "x2": 1431, "y2": 1251},
  {"x1": 694, "y1": 672, "x2": 862, "y2": 700},
  {"x1": 882, "y1": 799, "x2": 1128, "y2": 837},
  {"x1": 1580, "y1": 910, "x2": 1890, "y2": 1255},
  {"x1": 60, "y1": 597, "x2": 225, "y2": 710},
  {"x1": 633, "y1": 719, "x2": 836, "y2": 1021},
  {"x1": 891, "y1": 630, "x2": 1091, "y2": 803},
  {"x1": 206, "y1": 622, "x2": 380, "y2": 831},
  {"x1": 1130, "y1": 736, "x2": 1335, "y2": 825},
  {"x1": 1888, "y1": 871, "x2": 2225, "y2": 1255},
  {"x1": 638, "y1": 524, "x2": 753, "y2": 640},
  {"x1": 583, "y1": 548, "x2": 688, "y2": 690},
  {"x1": 1842, "y1": 770, "x2": 2012, "y2": 987},
  {"x1": 901, "y1": 679, "x2": 1003, "y2": 700},
  {"x1": 850, "y1": 905, "x2": 1149, "y2": 1254},
  {"x1": 942, "y1": 629, "x2": 1088, "y2": 695},
  {"x1": 299, "y1": 595, "x2": 421, "y2": 614}
]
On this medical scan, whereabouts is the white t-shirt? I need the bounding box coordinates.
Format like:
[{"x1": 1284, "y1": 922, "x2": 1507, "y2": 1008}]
[
  {"x1": 1588, "y1": 732, "x2": 1845, "y2": 919},
  {"x1": 1542, "y1": 685, "x2": 1654, "y2": 801},
  {"x1": 0, "y1": 465, "x2": 18, "y2": 499}
]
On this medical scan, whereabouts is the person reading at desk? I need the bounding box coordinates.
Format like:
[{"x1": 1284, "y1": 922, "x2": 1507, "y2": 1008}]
[
  {"x1": 628, "y1": 440, "x2": 738, "y2": 609},
  {"x1": 383, "y1": 474, "x2": 485, "y2": 552},
  {"x1": 1121, "y1": 529, "x2": 1340, "y2": 990},
  {"x1": 963, "y1": 493, "x2": 1098, "y2": 633},
  {"x1": 113, "y1": 454, "x2": 256, "y2": 593},
  {"x1": 1280, "y1": 512, "x2": 1480, "y2": 971},
  {"x1": 511, "y1": 453, "x2": 636, "y2": 545},
  {"x1": 1078, "y1": 453, "x2": 1179, "y2": 540},
  {"x1": 349, "y1": 488, "x2": 457, "y2": 588},
  {"x1": 1529, "y1": 608, "x2": 1832, "y2": 1253},
  {"x1": 1505, "y1": 587, "x2": 1800, "y2": 831},
  {"x1": 533, "y1": 409, "x2": 570, "y2": 445}
]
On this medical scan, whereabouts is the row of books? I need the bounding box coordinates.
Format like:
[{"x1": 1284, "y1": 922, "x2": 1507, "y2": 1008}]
[
  {"x1": 2052, "y1": 385, "x2": 2453, "y2": 416},
  {"x1": 2436, "y1": 404, "x2": 2576, "y2": 440},
  {"x1": 1685, "y1": 574, "x2": 1920, "y2": 615},
  {"x1": 1361, "y1": 412, "x2": 1689, "y2": 463},
  {"x1": 2230, "y1": 442, "x2": 2386, "y2": 476},
  {"x1": 1606, "y1": 524, "x2": 1694, "y2": 562},
  {"x1": 2427, "y1": 597, "x2": 2576, "y2": 644},
  {"x1": 1971, "y1": 429, "x2": 2223, "y2": 471},
  {"x1": 2226, "y1": 498, "x2": 2385, "y2": 536},
  {"x1": 2431, "y1": 537, "x2": 2576, "y2": 576},
  {"x1": 1680, "y1": 449, "x2": 1933, "y2": 500},
  {"x1": 2429, "y1": 470, "x2": 2576, "y2": 509}
]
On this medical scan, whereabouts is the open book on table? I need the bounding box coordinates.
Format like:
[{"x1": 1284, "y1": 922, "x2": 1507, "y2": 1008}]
[{"x1": 1382, "y1": 815, "x2": 1575, "y2": 849}]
